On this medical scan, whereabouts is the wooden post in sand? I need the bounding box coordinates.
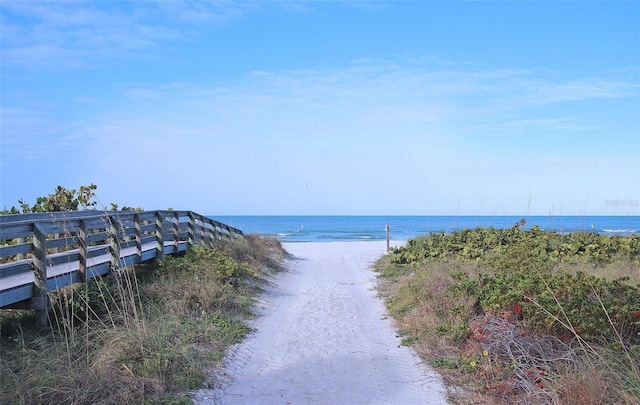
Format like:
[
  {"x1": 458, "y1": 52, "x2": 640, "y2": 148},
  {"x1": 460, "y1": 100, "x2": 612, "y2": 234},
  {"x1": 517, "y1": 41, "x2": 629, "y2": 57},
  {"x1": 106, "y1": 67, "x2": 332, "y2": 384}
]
[
  {"x1": 32, "y1": 223, "x2": 50, "y2": 331},
  {"x1": 385, "y1": 224, "x2": 390, "y2": 251}
]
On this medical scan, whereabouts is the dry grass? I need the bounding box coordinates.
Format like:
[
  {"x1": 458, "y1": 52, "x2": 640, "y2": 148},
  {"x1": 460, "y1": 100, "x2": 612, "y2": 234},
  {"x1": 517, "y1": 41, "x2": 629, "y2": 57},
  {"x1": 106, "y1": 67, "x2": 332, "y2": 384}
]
[
  {"x1": 219, "y1": 233, "x2": 290, "y2": 275},
  {"x1": 375, "y1": 255, "x2": 640, "y2": 405},
  {"x1": 0, "y1": 235, "x2": 288, "y2": 405},
  {"x1": 579, "y1": 260, "x2": 640, "y2": 285}
]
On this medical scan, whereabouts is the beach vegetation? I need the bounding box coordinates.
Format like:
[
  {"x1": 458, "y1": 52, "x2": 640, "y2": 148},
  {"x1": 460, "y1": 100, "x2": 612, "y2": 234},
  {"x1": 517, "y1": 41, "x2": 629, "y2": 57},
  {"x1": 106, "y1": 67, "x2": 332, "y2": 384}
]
[
  {"x1": 1, "y1": 183, "x2": 99, "y2": 214},
  {"x1": 1, "y1": 183, "x2": 146, "y2": 215},
  {"x1": 0, "y1": 234, "x2": 288, "y2": 404},
  {"x1": 375, "y1": 221, "x2": 640, "y2": 404}
]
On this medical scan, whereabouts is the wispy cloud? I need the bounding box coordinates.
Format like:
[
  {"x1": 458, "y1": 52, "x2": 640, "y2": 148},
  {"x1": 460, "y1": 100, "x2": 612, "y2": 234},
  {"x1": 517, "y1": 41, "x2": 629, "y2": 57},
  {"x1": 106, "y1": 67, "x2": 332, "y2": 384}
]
[
  {"x1": 4, "y1": 52, "x2": 635, "y2": 152},
  {"x1": 106, "y1": 58, "x2": 638, "y2": 145},
  {"x1": 514, "y1": 76, "x2": 640, "y2": 106},
  {"x1": 0, "y1": 1, "x2": 254, "y2": 69}
]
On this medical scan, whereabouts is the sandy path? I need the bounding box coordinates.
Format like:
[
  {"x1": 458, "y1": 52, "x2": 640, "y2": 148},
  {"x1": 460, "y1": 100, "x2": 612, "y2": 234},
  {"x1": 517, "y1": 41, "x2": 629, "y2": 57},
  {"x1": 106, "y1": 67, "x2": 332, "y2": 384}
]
[{"x1": 193, "y1": 241, "x2": 448, "y2": 405}]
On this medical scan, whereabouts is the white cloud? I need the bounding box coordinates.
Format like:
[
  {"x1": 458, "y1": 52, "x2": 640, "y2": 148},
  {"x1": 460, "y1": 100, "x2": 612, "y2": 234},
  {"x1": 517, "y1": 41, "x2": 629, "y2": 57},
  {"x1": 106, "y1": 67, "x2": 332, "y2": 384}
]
[
  {"x1": 517, "y1": 77, "x2": 639, "y2": 106},
  {"x1": 0, "y1": 0, "x2": 253, "y2": 69},
  {"x1": 105, "y1": 58, "x2": 638, "y2": 148}
]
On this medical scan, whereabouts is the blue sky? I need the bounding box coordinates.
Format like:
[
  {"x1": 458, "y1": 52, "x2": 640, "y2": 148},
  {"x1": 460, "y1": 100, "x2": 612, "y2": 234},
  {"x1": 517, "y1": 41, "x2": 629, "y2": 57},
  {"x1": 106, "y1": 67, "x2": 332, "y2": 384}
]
[{"x1": 1, "y1": 1, "x2": 639, "y2": 216}]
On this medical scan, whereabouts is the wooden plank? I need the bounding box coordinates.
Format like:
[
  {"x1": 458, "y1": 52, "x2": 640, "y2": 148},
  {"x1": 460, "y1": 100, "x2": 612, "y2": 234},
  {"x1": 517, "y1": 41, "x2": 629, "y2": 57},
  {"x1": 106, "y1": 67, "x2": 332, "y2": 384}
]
[
  {"x1": 0, "y1": 210, "x2": 114, "y2": 224},
  {"x1": 0, "y1": 242, "x2": 33, "y2": 257},
  {"x1": 46, "y1": 235, "x2": 80, "y2": 250},
  {"x1": 87, "y1": 263, "x2": 110, "y2": 279},
  {"x1": 141, "y1": 235, "x2": 155, "y2": 246},
  {"x1": 47, "y1": 271, "x2": 81, "y2": 292},
  {"x1": 0, "y1": 223, "x2": 34, "y2": 240},
  {"x1": 47, "y1": 252, "x2": 80, "y2": 266},
  {"x1": 0, "y1": 285, "x2": 32, "y2": 307},
  {"x1": 141, "y1": 250, "x2": 156, "y2": 262},
  {"x1": 116, "y1": 216, "x2": 137, "y2": 227},
  {"x1": 140, "y1": 223, "x2": 155, "y2": 233},
  {"x1": 48, "y1": 219, "x2": 82, "y2": 232},
  {"x1": 87, "y1": 231, "x2": 109, "y2": 244},
  {"x1": 137, "y1": 212, "x2": 156, "y2": 223},
  {"x1": 87, "y1": 246, "x2": 110, "y2": 258},
  {"x1": 118, "y1": 240, "x2": 136, "y2": 249},
  {"x1": 35, "y1": 222, "x2": 68, "y2": 235},
  {"x1": 0, "y1": 261, "x2": 32, "y2": 279},
  {"x1": 84, "y1": 217, "x2": 109, "y2": 230}
]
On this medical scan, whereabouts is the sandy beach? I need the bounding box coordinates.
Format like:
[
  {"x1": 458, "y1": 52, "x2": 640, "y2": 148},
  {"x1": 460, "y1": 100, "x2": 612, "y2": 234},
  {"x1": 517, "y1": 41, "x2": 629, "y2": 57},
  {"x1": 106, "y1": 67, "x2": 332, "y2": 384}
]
[{"x1": 193, "y1": 241, "x2": 448, "y2": 405}]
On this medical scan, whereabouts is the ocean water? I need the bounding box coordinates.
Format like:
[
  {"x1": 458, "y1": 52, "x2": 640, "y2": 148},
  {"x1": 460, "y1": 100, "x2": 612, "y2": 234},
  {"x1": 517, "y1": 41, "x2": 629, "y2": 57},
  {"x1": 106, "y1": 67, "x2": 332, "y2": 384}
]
[{"x1": 211, "y1": 216, "x2": 640, "y2": 243}]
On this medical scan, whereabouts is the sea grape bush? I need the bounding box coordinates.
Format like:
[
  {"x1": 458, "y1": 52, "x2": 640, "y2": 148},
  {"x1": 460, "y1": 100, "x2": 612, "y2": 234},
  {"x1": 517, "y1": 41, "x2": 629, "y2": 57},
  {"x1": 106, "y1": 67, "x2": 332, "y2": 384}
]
[
  {"x1": 390, "y1": 223, "x2": 640, "y2": 345},
  {"x1": 1, "y1": 183, "x2": 145, "y2": 215},
  {"x1": 1, "y1": 183, "x2": 99, "y2": 214},
  {"x1": 450, "y1": 270, "x2": 640, "y2": 345},
  {"x1": 391, "y1": 224, "x2": 640, "y2": 265},
  {"x1": 158, "y1": 245, "x2": 254, "y2": 285}
]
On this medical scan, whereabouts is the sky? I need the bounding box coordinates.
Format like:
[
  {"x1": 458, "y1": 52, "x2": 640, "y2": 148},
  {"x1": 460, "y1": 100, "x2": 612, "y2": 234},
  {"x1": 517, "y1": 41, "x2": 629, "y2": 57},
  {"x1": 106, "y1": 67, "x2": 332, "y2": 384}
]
[{"x1": 1, "y1": 1, "x2": 639, "y2": 216}]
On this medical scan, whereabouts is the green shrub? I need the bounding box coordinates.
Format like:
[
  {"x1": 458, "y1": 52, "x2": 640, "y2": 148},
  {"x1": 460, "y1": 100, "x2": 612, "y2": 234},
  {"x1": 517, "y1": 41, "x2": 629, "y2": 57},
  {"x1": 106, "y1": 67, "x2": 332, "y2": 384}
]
[
  {"x1": 450, "y1": 269, "x2": 640, "y2": 344},
  {"x1": 390, "y1": 225, "x2": 640, "y2": 266},
  {"x1": 380, "y1": 226, "x2": 640, "y2": 404},
  {"x1": 158, "y1": 245, "x2": 255, "y2": 285}
]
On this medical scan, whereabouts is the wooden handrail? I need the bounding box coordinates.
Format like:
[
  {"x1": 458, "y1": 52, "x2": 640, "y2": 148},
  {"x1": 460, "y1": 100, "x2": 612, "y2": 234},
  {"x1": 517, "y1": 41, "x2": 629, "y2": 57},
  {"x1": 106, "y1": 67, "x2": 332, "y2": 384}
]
[{"x1": 0, "y1": 210, "x2": 243, "y2": 330}]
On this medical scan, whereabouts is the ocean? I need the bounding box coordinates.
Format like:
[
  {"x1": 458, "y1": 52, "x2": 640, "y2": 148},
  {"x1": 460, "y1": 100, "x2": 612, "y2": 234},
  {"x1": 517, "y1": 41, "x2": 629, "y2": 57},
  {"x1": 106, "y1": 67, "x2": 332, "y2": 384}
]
[{"x1": 211, "y1": 216, "x2": 640, "y2": 243}]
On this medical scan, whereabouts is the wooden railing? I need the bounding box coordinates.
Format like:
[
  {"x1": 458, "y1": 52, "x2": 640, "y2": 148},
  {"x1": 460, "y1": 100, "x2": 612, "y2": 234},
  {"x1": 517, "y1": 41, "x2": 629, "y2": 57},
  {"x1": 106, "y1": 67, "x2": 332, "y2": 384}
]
[{"x1": 0, "y1": 210, "x2": 243, "y2": 328}]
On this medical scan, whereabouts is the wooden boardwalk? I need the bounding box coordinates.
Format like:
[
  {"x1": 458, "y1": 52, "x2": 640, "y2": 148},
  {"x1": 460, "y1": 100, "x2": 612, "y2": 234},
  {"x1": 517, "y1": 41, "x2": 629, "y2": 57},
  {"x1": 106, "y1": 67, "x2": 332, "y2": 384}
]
[{"x1": 0, "y1": 210, "x2": 242, "y2": 327}]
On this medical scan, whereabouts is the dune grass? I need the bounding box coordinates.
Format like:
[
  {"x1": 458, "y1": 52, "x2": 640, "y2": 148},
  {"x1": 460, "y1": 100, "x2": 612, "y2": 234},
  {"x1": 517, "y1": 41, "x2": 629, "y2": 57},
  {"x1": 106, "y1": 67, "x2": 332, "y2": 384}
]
[
  {"x1": 375, "y1": 226, "x2": 640, "y2": 404},
  {"x1": 0, "y1": 234, "x2": 288, "y2": 405}
]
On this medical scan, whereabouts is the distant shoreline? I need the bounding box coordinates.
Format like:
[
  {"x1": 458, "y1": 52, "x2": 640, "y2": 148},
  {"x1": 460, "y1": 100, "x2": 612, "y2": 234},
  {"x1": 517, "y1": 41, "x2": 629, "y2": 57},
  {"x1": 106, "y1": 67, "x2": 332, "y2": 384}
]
[{"x1": 212, "y1": 215, "x2": 640, "y2": 243}]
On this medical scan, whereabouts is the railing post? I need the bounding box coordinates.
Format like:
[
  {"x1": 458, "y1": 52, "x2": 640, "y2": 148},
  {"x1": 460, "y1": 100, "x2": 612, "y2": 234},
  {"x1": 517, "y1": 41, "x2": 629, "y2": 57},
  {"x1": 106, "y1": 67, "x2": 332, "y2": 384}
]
[
  {"x1": 109, "y1": 216, "x2": 121, "y2": 272},
  {"x1": 201, "y1": 215, "x2": 208, "y2": 246},
  {"x1": 210, "y1": 222, "x2": 217, "y2": 245},
  {"x1": 32, "y1": 223, "x2": 50, "y2": 332},
  {"x1": 134, "y1": 213, "x2": 142, "y2": 263},
  {"x1": 188, "y1": 212, "x2": 196, "y2": 246},
  {"x1": 173, "y1": 211, "x2": 180, "y2": 252},
  {"x1": 79, "y1": 219, "x2": 88, "y2": 281},
  {"x1": 203, "y1": 218, "x2": 211, "y2": 246},
  {"x1": 156, "y1": 211, "x2": 164, "y2": 259}
]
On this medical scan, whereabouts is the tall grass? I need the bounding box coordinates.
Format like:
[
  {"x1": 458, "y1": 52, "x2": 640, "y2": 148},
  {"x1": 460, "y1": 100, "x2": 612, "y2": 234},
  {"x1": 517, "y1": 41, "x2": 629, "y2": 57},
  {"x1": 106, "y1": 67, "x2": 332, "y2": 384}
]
[{"x1": 0, "y1": 234, "x2": 287, "y2": 405}]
